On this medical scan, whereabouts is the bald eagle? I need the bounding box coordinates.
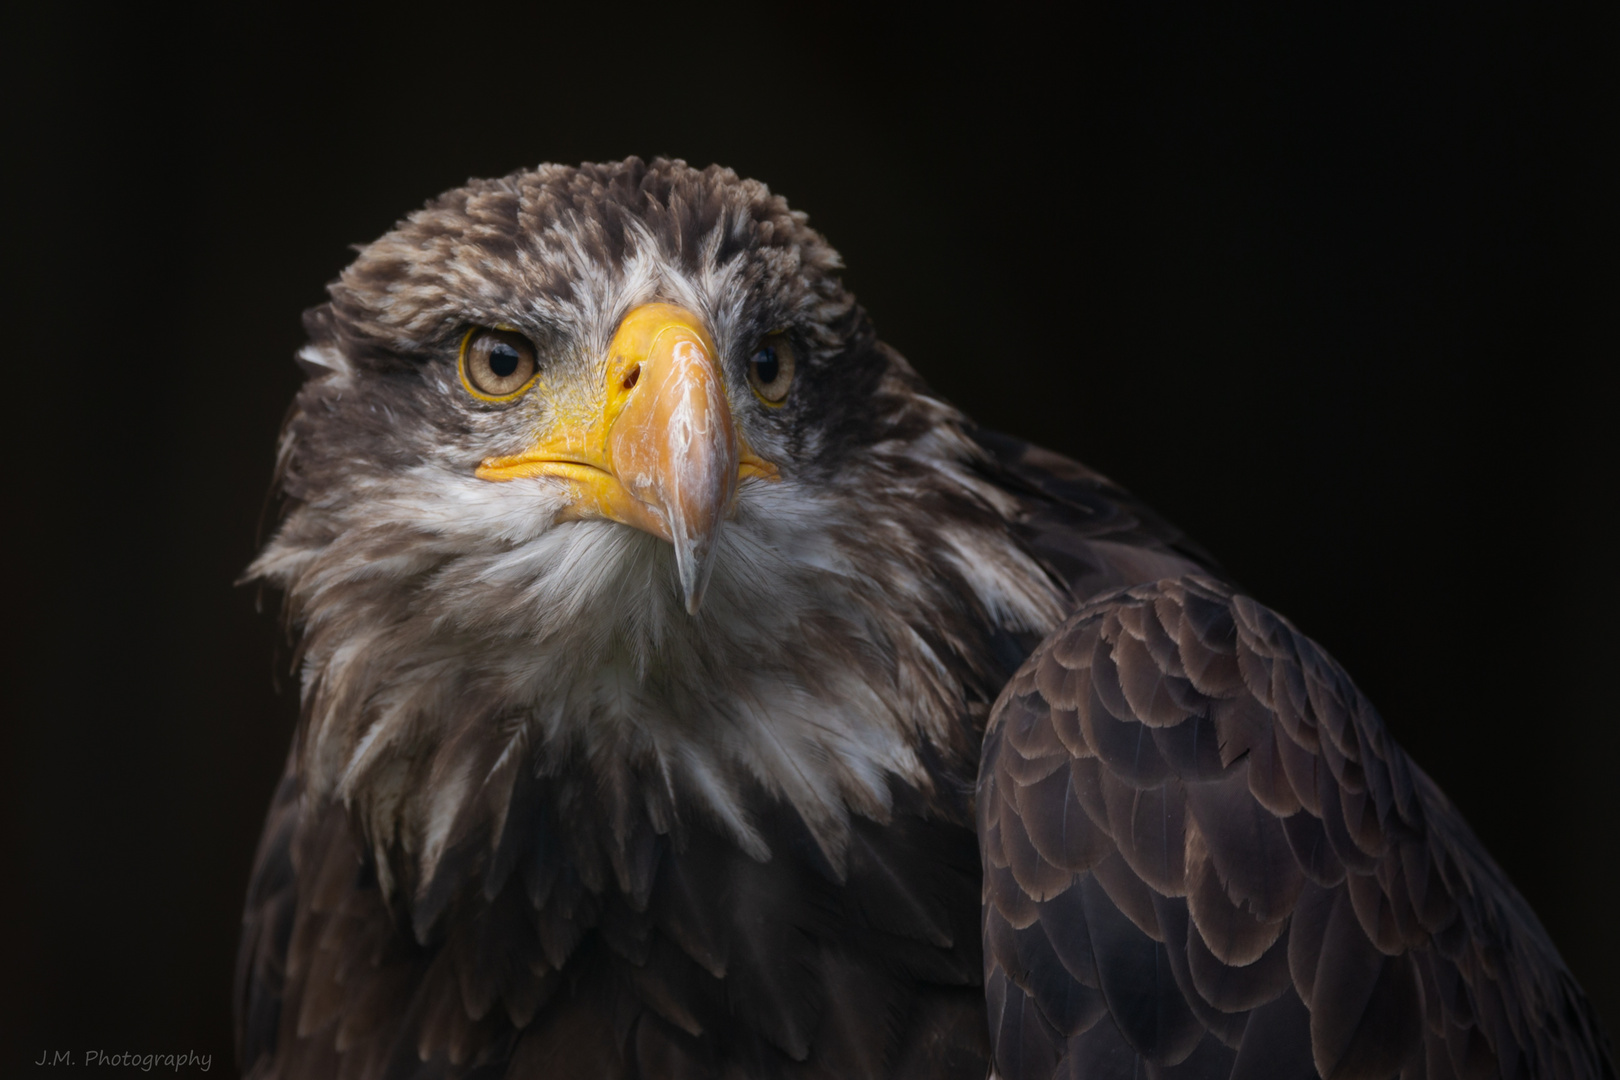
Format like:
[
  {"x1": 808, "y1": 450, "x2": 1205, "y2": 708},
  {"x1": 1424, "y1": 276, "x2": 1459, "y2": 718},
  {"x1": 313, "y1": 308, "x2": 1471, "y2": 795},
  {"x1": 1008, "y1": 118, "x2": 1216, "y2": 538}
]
[{"x1": 236, "y1": 158, "x2": 1612, "y2": 1079}]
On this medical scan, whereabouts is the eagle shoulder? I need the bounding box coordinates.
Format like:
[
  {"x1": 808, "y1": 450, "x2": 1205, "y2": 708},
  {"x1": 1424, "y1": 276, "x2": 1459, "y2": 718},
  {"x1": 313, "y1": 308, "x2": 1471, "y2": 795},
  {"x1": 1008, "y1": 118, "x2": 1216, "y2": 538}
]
[
  {"x1": 978, "y1": 574, "x2": 1614, "y2": 1079},
  {"x1": 969, "y1": 427, "x2": 1217, "y2": 605}
]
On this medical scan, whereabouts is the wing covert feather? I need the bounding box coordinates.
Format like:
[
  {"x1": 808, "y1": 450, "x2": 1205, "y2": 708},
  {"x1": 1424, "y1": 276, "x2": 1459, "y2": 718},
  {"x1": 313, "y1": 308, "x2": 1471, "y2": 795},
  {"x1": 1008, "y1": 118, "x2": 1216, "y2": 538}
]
[{"x1": 979, "y1": 575, "x2": 1613, "y2": 1079}]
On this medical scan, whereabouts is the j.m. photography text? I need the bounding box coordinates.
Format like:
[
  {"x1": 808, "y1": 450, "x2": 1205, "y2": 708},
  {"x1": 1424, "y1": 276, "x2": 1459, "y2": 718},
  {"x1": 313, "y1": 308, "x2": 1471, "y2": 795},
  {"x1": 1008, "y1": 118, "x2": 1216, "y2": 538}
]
[{"x1": 31, "y1": 1050, "x2": 212, "y2": 1072}]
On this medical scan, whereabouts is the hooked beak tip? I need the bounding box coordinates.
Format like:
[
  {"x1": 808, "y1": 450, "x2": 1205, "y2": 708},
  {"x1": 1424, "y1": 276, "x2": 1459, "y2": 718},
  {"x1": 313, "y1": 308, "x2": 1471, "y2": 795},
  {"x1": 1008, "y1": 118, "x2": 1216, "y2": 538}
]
[{"x1": 673, "y1": 534, "x2": 719, "y2": 616}]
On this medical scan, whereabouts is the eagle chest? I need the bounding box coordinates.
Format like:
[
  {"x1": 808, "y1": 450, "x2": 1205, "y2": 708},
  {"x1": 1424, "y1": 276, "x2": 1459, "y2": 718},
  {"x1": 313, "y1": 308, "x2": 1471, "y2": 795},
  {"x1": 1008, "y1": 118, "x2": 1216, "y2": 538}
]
[{"x1": 391, "y1": 767, "x2": 994, "y2": 1077}]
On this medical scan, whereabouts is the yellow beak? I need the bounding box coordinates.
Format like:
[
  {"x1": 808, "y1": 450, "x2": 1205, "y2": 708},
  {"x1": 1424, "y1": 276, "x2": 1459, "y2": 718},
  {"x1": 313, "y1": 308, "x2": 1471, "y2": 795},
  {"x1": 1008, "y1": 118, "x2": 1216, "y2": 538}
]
[{"x1": 475, "y1": 303, "x2": 776, "y2": 613}]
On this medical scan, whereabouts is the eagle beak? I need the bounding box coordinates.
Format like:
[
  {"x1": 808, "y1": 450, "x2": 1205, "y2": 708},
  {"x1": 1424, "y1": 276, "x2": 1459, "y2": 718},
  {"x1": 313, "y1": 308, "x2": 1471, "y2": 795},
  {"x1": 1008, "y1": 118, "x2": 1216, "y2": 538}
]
[{"x1": 475, "y1": 303, "x2": 776, "y2": 614}]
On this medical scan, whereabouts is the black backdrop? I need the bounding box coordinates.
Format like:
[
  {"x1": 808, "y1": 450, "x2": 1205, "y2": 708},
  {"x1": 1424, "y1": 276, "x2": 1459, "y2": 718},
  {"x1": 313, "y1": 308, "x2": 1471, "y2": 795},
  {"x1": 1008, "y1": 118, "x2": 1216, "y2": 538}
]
[{"x1": 4, "y1": 2, "x2": 1616, "y2": 1071}]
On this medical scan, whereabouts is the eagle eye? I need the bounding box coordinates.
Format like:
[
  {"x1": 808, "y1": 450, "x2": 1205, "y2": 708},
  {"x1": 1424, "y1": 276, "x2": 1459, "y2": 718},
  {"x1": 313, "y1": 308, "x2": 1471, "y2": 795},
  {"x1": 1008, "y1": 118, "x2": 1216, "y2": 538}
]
[
  {"x1": 747, "y1": 333, "x2": 796, "y2": 406},
  {"x1": 460, "y1": 327, "x2": 538, "y2": 401}
]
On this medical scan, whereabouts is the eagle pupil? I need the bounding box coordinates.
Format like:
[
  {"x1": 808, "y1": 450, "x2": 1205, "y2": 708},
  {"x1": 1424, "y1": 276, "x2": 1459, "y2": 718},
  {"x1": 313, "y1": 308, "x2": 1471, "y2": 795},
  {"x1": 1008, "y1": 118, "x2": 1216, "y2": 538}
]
[
  {"x1": 753, "y1": 346, "x2": 779, "y2": 384},
  {"x1": 489, "y1": 344, "x2": 520, "y2": 378}
]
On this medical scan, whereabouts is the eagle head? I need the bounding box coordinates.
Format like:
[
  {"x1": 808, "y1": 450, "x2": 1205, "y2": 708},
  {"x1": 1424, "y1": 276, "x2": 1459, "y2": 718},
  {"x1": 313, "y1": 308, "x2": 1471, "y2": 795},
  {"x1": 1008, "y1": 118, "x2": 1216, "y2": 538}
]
[{"x1": 251, "y1": 157, "x2": 1063, "y2": 902}]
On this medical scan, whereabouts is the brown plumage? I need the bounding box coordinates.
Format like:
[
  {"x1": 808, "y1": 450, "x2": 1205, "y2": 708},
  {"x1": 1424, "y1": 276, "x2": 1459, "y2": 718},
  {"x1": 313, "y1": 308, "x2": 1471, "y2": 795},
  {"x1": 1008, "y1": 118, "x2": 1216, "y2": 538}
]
[
  {"x1": 236, "y1": 157, "x2": 1611, "y2": 1078},
  {"x1": 980, "y1": 574, "x2": 1611, "y2": 1078}
]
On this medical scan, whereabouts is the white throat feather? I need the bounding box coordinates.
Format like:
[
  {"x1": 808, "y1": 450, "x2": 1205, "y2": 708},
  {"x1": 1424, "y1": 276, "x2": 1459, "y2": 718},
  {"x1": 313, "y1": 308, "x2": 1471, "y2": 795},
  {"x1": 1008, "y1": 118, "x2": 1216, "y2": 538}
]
[{"x1": 255, "y1": 411, "x2": 1064, "y2": 895}]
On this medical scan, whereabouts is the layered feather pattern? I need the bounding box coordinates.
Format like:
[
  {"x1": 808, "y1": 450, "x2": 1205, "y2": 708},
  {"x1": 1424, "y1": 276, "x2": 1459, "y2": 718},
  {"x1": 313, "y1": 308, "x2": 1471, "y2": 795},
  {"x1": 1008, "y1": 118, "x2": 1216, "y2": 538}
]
[
  {"x1": 979, "y1": 575, "x2": 1613, "y2": 1079},
  {"x1": 240, "y1": 746, "x2": 997, "y2": 1079}
]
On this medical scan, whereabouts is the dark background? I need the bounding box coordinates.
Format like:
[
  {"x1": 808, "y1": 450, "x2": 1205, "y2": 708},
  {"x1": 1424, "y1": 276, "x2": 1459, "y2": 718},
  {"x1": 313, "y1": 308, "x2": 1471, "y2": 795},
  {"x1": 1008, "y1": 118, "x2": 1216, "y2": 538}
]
[{"x1": 3, "y1": 2, "x2": 1615, "y2": 1072}]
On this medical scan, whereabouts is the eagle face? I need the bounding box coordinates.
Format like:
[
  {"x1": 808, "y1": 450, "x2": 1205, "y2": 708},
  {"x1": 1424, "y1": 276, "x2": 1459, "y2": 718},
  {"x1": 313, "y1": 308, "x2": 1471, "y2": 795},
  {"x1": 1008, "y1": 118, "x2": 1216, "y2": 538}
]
[{"x1": 254, "y1": 158, "x2": 1063, "y2": 898}]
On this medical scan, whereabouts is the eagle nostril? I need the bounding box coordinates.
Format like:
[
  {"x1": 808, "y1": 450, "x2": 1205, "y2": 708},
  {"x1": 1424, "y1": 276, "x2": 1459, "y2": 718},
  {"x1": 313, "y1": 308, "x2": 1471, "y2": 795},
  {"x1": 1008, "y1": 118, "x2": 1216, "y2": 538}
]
[{"x1": 622, "y1": 364, "x2": 641, "y2": 392}]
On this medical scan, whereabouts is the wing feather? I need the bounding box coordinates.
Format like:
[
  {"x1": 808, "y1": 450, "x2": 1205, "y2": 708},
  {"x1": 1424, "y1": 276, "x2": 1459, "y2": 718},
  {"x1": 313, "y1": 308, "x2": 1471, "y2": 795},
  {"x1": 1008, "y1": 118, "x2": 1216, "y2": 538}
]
[{"x1": 979, "y1": 575, "x2": 1614, "y2": 1079}]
